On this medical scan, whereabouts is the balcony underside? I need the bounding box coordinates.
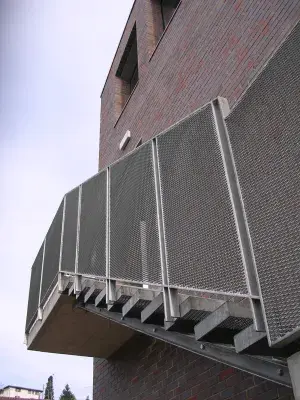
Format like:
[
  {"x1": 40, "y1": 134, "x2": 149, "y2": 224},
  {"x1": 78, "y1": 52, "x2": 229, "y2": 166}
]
[
  {"x1": 26, "y1": 275, "x2": 296, "y2": 387},
  {"x1": 27, "y1": 284, "x2": 134, "y2": 358}
]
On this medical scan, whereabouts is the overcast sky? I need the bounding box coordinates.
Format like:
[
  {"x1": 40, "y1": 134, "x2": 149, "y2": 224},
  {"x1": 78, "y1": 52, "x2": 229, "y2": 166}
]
[{"x1": 0, "y1": 1, "x2": 134, "y2": 398}]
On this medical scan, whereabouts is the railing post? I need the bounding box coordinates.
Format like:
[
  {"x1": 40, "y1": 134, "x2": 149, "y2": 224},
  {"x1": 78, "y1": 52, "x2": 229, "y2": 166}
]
[
  {"x1": 37, "y1": 238, "x2": 46, "y2": 320},
  {"x1": 75, "y1": 185, "x2": 82, "y2": 294},
  {"x1": 211, "y1": 97, "x2": 265, "y2": 332},
  {"x1": 152, "y1": 138, "x2": 180, "y2": 321},
  {"x1": 288, "y1": 352, "x2": 300, "y2": 400},
  {"x1": 105, "y1": 167, "x2": 116, "y2": 303},
  {"x1": 58, "y1": 196, "x2": 66, "y2": 293}
]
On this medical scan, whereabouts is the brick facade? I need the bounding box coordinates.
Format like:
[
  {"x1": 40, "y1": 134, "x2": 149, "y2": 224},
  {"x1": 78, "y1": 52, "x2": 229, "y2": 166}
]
[
  {"x1": 93, "y1": 335, "x2": 294, "y2": 400},
  {"x1": 99, "y1": 0, "x2": 300, "y2": 170},
  {"x1": 95, "y1": 0, "x2": 300, "y2": 398}
]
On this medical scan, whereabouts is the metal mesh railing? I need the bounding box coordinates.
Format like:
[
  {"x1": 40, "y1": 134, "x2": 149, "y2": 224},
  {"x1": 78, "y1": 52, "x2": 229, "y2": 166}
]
[
  {"x1": 157, "y1": 104, "x2": 247, "y2": 295},
  {"x1": 40, "y1": 200, "x2": 64, "y2": 305},
  {"x1": 61, "y1": 188, "x2": 79, "y2": 273},
  {"x1": 26, "y1": 22, "x2": 300, "y2": 349},
  {"x1": 25, "y1": 242, "x2": 44, "y2": 332},
  {"x1": 78, "y1": 172, "x2": 107, "y2": 277},
  {"x1": 110, "y1": 142, "x2": 162, "y2": 285},
  {"x1": 226, "y1": 22, "x2": 300, "y2": 346}
]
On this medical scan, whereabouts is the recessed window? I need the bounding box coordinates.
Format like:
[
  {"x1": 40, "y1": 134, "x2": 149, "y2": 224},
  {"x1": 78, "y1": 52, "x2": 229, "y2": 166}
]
[
  {"x1": 149, "y1": 0, "x2": 180, "y2": 50},
  {"x1": 160, "y1": 0, "x2": 180, "y2": 30},
  {"x1": 115, "y1": 24, "x2": 139, "y2": 117},
  {"x1": 16, "y1": 389, "x2": 21, "y2": 393}
]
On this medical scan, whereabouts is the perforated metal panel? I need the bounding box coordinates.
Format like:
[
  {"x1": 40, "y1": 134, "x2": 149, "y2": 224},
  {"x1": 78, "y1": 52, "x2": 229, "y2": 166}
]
[
  {"x1": 110, "y1": 143, "x2": 162, "y2": 285},
  {"x1": 61, "y1": 188, "x2": 79, "y2": 273},
  {"x1": 25, "y1": 243, "x2": 44, "y2": 331},
  {"x1": 40, "y1": 200, "x2": 64, "y2": 305},
  {"x1": 78, "y1": 172, "x2": 106, "y2": 277},
  {"x1": 226, "y1": 23, "x2": 300, "y2": 345},
  {"x1": 157, "y1": 104, "x2": 247, "y2": 294}
]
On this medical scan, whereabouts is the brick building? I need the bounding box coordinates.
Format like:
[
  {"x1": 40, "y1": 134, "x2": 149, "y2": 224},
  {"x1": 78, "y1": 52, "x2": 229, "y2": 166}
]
[
  {"x1": 93, "y1": 1, "x2": 300, "y2": 399},
  {"x1": 99, "y1": 0, "x2": 300, "y2": 169},
  {"x1": 25, "y1": 1, "x2": 300, "y2": 400}
]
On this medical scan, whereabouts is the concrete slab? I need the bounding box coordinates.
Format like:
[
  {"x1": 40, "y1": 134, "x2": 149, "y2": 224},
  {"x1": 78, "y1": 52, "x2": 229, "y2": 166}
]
[{"x1": 27, "y1": 286, "x2": 134, "y2": 358}]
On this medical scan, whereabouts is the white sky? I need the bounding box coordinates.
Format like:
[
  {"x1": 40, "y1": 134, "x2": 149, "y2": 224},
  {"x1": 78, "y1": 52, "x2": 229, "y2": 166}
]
[{"x1": 0, "y1": 1, "x2": 134, "y2": 399}]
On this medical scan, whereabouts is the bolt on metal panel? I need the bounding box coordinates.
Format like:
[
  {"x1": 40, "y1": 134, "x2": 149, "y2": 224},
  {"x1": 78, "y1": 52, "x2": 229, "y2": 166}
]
[
  {"x1": 25, "y1": 243, "x2": 44, "y2": 332},
  {"x1": 40, "y1": 200, "x2": 64, "y2": 305},
  {"x1": 157, "y1": 104, "x2": 248, "y2": 295},
  {"x1": 78, "y1": 171, "x2": 107, "y2": 277},
  {"x1": 60, "y1": 187, "x2": 79, "y2": 273},
  {"x1": 226, "y1": 22, "x2": 300, "y2": 346},
  {"x1": 109, "y1": 142, "x2": 162, "y2": 285}
]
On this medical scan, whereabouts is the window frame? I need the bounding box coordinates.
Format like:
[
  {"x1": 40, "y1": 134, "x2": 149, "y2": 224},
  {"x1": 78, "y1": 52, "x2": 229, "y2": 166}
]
[
  {"x1": 160, "y1": 0, "x2": 180, "y2": 31},
  {"x1": 149, "y1": 0, "x2": 181, "y2": 61},
  {"x1": 115, "y1": 23, "x2": 139, "y2": 124}
]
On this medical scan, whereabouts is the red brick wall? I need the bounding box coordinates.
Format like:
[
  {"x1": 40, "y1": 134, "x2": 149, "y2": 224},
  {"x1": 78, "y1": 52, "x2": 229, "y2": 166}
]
[
  {"x1": 99, "y1": 0, "x2": 300, "y2": 170},
  {"x1": 93, "y1": 335, "x2": 294, "y2": 400},
  {"x1": 95, "y1": 1, "x2": 300, "y2": 398}
]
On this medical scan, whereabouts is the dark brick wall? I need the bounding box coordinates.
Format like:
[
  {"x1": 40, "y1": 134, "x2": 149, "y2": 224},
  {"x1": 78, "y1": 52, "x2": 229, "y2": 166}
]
[
  {"x1": 93, "y1": 335, "x2": 294, "y2": 400},
  {"x1": 95, "y1": 1, "x2": 300, "y2": 398},
  {"x1": 99, "y1": 0, "x2": 300, "y2": 170}
]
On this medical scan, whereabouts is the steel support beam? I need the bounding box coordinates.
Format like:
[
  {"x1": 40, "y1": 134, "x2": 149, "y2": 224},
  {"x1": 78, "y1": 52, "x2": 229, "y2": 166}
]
[
  {"x1": 81, "y1": 302, "x2": 291, "y2": 388},
  {"x1": 122, "y1": 288, "x2": 156, "y2": 317},
  {"x1": 194, "y1": 302, "x2": 252, "y2": 342},
  {"x1": 288, "y1": 352, "x2": 300, "y2": 400},
  {"x1": 141, "y1": 292, "x2": 164, "y2": 324},
  {"x1": 152, "y1": 138, "x2": 179, "y2": 321},
  {"x1": 212, "y1": 98, "x2": 265, "y2": 333}
]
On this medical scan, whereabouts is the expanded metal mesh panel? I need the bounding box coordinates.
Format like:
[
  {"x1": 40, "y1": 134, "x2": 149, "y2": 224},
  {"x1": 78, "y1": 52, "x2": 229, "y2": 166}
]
[
  {"x1": 78, "y1": 172, "x2": 106, "y2": 277},
  {"x1": 40, "y1": 200, "x2": 64, "y2": 305},
  {"x1": 110, "y1": 143, "x2": 162, "y2": 284},
  {"x1": 226, "y1": 23, "x2": 300, "y2": 345},
  {"x1": 61, "y1": 188, "x2": 79, "y2": 273},
  {"x1": 157, "y1": 104, "x2": 247, "y2": 294},
  {"x1": 25, "y1": 243, "x2": 44, "y2": 331}
]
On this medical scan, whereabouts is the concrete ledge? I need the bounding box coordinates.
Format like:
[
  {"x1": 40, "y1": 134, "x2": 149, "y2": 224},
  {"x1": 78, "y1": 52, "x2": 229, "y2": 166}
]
[{"x1": 27, "y1": 285, "x2": 134, "y2": 358}]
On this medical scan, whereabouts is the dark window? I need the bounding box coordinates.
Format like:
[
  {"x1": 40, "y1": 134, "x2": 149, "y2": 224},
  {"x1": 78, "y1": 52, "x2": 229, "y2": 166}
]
[
  {"x1": 130, "y1": 63, "x2": 139, "y2": 93},
  {"x1": 116, "y1": 24, "x2": 139, "y2": 113},
  {"x1": 149, "y1": 0, "x2": 180, "y2": 52},
  {"x1": 160, "y1": 0, "x2": 180, "y2": 30}
]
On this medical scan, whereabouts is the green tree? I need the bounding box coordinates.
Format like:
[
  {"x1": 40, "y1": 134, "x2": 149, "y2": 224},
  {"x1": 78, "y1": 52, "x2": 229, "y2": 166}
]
[
  {"x1": 59, "y1": 384, "x2": 76, "y2": 400},
  {"x1": 44, "y1": 376, "x2": 54, "y2": 400}
]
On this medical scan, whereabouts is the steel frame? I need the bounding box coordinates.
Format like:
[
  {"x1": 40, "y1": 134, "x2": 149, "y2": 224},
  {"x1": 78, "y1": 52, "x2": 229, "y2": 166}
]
[
  {"x1": 37, "y1": 238, "x2": 46, "y2": 320},
  {"x1": 82, "y1": 302, "x2": 292, "y2": 388},
  {"x1": 152, "y1": 138, "x2": 179, "y2": 321},
  {"x1": 74, "y1": 185, "x2": 82, "y2": 294},
  {"x1": 211, "y1": 98, "x2": 265, "y2": 333}
]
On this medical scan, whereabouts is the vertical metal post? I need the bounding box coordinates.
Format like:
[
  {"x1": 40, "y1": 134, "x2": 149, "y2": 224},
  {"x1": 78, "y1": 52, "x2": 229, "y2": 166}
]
[
  {"x1": 37, "y1": 238, "x2": 46, "y2": 320},
  {"x1": 58, "y1": 196, "x2": 66, "y2": 293},
  {"x1": 140, "y1": 221, "x2": 149, "y2": 289},
  {"x1": 152, "y1": 138, "x2": 180, "y2": 321},
  {"x1": 211, "y1": 97, "x2": 265, "y2": 332},
  {"x1": 58, "y1": 195, "x2": 66, "y2": 272},
  {"x1": 106, "y1": 167, "x2": 116, "y2": 303},
  {"x1": 288, "y1": 352, "x2": 300, "y2": 400},
  {"x1": 75, "y1": 185, "x2": 82, "y2": 294}
]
